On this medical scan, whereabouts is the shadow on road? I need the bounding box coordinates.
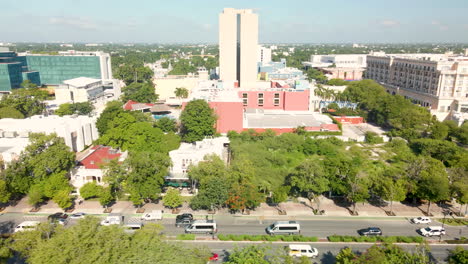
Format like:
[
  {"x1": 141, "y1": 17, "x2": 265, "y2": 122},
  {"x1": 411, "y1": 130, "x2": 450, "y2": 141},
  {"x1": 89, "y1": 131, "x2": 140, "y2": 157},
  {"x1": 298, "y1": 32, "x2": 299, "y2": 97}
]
[
  {"x1": 0, "y1": 221, "x2": 15, "y2": 235},
  {"x1": 319, "y1": 251, "x2": 336, "y2": 264}
]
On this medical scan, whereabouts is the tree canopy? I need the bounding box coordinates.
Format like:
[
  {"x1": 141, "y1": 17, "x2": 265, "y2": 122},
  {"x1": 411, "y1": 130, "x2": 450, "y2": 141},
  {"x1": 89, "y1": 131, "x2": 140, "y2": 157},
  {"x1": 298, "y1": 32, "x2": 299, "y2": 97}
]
[
  {"x1": 121, "y1": 82, "x2": 158, "y2": 103},
  {"x1": 180, "y1": 99, "x2": 216, "y2": 142}
]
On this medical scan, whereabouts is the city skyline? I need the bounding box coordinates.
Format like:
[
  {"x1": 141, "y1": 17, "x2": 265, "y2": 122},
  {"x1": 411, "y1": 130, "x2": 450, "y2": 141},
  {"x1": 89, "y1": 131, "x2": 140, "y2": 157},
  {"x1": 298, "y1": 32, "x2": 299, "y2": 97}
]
[{"x1": 1, "y1": 0, "x2": 468, "y2": 43}]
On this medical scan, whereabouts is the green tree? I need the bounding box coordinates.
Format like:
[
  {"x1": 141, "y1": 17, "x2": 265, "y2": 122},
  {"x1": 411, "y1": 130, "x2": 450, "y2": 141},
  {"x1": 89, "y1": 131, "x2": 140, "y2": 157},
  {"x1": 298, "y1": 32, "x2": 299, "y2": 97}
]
[
  {"x1": 448, "y1": 167, "x2": 468, "y2": 216},
  {"x1": 226, "y1": 245, "x2": 269, "y2": 264},
  {"x1": 0, "y1": 88, "x2": 48, "y2": 117},
  {"x1": 0, "y1": 106, "x2": 25, "y2": 119},
  {"x1": 21, "y1": 80, "x2": 38, "y2": 89},
  {"x1": 375, "y1": 167, "x2": 407, "y2": 215},
  {"x1": 125, "y1": 151, "x2": 171, "y2": 205},
  {"x1": 305, "y1": 68, "x2": 327, "y2": 84},
  {"x1": 335, "y1": 247, "x2": 356, "y2": 264},
  {"x1": 175, "y1": 87, "x2": 189, "y2": 99},
  {"x1": 0, "y1": 180, "x2": 11, "y2": 203},
  {"x1": 155, "y1": 117, "x2": 177, "y2": 133},
  {"x1": 190, "y1": 176, "x2": 229, "y2": 210},
  {"x1": 54, "y1": 103, "x2": 73, "y2": 116},
  {"x1": 99, "y1": 187, "x2": 114, "y2": 208},
  {"x1": 121, "y1": 82, "x2": 158, "y2": 103},
  {"x1": 52, "y1": 189, "x2": 72, "y2": 209},
  {"x1": 96, "y1": 101, "x2": 125, "y2": 135},
  {"x1": 430, "y1": 121, "x2": 449, "y2": 140},
  {"x1": 79, "y1": 182, "x2": 102, "y2": 200},
  {"x1": 180, "y1": 99, "x2": 216, "y2": 142},
  {"x1": 288, "y1": 158, "x2": 329, "y2": 211},
  {"x1": 28, "y1": 184, "x2": 44, "y2": 208},
  {"x1": 163, "y1": 188, "x2": 183, "y2": 209},
  {"x1": 416, "y1": 158, "x2": 450, "y2": 215},
  {"x1": 448, "y1": 246, "x2": 468, "y2": 264}
]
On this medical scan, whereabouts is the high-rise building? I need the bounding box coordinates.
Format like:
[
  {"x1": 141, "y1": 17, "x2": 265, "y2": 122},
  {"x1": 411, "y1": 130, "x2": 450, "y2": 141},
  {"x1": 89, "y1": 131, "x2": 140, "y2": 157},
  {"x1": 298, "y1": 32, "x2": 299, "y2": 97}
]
[
  {"x1": 219, "y1": 8, "x2": 258, "y2": 88},
  {"x1": 258, "y1": 45, "x2": 272, "y2": 64},
  {"x1": 366, "y1": 52, "x2": 468, "y2": 122}
]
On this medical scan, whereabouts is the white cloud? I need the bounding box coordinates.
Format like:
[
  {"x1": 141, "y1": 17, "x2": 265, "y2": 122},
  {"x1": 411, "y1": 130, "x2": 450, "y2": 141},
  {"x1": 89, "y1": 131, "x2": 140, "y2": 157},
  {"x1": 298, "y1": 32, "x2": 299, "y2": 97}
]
[
  {"x1": 49, "y1": 17, "x2": 99, "y2": 30},
  {"x1": 431, "y1": 21, "x2": 449, "y2": 31}
]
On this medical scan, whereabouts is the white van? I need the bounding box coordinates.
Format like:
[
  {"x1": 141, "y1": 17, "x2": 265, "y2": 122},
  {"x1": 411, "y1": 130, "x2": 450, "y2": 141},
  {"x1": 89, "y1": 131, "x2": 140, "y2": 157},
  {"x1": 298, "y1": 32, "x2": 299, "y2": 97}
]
[
  {"x1": 141, "y1": 210, "x2": 163, "y2": 221},
  {"x1": 124, "y1": 223, "x2": 144, "y2": 234},
  {"x1": 266, "y1": 221, "x2": 301, "y2": 235},
  {"x1": 101, "y1": 213, "x2": 123, "y2": 226},
  {"x1": 184, "y1": 220, "x2": 217, "y2": 234},
  {"x1": 14, "y1": 221, "x2": 40, "y2": 233},
  {"x1": 288, "y1": 245, "x2": 319, "y2": 258},
  {"x1": 419, "y1": 226, "x2": 446, "y2": 237}
]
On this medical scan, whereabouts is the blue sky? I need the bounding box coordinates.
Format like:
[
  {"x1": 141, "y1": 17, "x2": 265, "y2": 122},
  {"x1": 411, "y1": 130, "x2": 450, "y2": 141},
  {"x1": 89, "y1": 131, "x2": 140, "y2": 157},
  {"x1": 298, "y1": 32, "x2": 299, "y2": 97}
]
[{"x1": 1, "y1": 0, "x2": 467, "y2": 43}]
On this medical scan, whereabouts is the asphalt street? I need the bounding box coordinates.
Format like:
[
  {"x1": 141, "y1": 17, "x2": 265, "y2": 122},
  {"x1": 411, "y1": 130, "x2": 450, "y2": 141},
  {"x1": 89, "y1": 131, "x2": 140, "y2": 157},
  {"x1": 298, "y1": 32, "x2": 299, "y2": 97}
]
[
  {"x1": 181, "y1": 241, "x2": 468, "y2": 264},
  {"x1": 0, "y1": 213, "x2": 467, "y2": 240}
]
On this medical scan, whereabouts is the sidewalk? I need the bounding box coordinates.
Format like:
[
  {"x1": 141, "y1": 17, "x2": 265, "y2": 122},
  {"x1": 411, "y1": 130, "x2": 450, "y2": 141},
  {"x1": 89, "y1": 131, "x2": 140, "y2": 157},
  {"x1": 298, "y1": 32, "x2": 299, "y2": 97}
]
[{"x1": 3, "y1": 196, "x2": 465, "y2": 219}]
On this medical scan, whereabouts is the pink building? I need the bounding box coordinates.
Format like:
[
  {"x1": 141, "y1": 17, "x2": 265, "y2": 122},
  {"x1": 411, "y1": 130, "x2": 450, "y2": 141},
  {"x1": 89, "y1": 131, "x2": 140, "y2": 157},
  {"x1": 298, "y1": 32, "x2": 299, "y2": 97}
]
[
  {"x1": 238, "y1": 89, "x2": 310, "y2": 111},
  {"x1": 209, "y1": 102, "x2": 244, "y2": 133}
]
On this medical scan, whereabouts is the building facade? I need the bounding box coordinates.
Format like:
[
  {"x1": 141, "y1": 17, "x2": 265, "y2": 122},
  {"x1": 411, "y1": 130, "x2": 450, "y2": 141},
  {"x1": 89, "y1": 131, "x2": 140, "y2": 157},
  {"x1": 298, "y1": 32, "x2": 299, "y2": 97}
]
[
  {"x1": 0, "y1": 48, "x2": 41, "y2": 92},
  {"x1": 219, "y1": 8, "x2": 258, "y2": 88},
  {"x1": 22, "y1": 51, "x2": 112, "y2": 85},
  {"x1": 366, "y1": 52, "x2": 468, "y2": 121},
  {"x1": 0, "y1": 115, "x2": 99, "y2": 152}
]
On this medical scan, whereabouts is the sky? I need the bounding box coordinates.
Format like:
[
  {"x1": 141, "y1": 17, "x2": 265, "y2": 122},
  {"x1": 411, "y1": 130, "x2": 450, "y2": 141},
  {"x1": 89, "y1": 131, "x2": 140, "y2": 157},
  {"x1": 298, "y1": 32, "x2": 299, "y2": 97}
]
[{"x1": 1, "y1": 0, "x2": 468, "y2": 43}]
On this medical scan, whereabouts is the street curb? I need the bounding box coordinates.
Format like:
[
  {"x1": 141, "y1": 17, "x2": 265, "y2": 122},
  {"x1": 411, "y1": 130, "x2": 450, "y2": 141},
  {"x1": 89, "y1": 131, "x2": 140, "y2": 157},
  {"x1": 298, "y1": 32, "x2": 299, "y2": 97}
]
[{"x1": 173, "y1": 240, "x2": 468, "y2": 246}]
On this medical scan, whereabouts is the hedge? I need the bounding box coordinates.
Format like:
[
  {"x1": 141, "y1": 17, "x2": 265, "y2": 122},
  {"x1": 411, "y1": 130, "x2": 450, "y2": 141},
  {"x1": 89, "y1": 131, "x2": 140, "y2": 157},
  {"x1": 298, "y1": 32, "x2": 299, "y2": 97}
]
[
  {"x1": 327, "y1": 235, "x2": 423, "y2": 243},
  {"x1": 176, "y1": 234, "x2": 196, "y2": 240},
  {"x1": 217, "y1": 234, "x2": 318, "y2": 242}
]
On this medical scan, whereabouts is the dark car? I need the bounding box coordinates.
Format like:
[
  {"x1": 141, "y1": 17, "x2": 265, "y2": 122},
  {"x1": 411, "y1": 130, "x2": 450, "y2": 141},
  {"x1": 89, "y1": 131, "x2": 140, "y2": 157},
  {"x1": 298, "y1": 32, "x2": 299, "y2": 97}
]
[
  {"x1": 48, "y1": 212, "x2": 68, "y2": 221},
  {"x1": 175, "y1": 213, "x2": 194, "y2": 227},
  {"x1": 358, "y1": 227, "x2": 382, "y2": 236}
]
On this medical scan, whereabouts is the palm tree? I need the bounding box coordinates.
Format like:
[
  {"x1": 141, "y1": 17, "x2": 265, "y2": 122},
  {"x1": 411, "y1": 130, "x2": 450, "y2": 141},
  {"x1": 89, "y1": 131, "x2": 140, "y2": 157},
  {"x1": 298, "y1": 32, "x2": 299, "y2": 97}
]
[{"x1": 175, "y1": 87, "x2": 189, "y2": 99}]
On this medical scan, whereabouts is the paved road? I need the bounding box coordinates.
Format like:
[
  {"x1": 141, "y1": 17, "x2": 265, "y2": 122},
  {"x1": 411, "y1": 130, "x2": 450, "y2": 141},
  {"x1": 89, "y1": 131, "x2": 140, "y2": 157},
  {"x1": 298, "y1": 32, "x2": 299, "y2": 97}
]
[
  {"x1": 181, "y1": 241, "x2": 467, "y2": 264},
  {"x1": 1, "y1": 213, "x2": 467, "y2": 240},
  {"x1": 158, "y1": 216, "x2": 467, "y2": 239}
]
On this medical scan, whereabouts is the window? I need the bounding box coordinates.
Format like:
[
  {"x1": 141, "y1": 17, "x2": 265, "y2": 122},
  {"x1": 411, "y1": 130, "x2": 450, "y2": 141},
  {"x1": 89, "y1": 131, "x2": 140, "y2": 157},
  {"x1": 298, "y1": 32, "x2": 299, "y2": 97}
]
[
  {"x1": 258, "y1": 93, "x2": 264, "y2": 98},
  {"x1": 242, "y1": 93, "x2": 248, "y2": 106},
  {"x1": 258, "y1": 98, "x2": 264, "y2": 106},
  {"x1": 274, "y1": 93, "x2": 280, "y2": 106}
]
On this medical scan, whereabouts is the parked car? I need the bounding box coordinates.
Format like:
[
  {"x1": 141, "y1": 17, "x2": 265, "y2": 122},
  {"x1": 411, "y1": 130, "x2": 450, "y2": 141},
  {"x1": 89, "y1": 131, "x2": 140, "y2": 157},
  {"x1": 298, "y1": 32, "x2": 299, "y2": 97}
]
[
  {"x1": 14, "y1": 221, "x2": 40, "y2": 233},
  {"x1": 124, "y1": 223, "x2": 144, "y2": 234},
  {"x1": 358, "y1": 227, "x2": 382, "y2": 236},
  {"x1": 266, "y1": 221, "x2": 301, "y2": 235},
  {"x1": 419, "y1": 226, "x2": 446, "y2": 237},
  {"x1": 141, "y1": 210, "x2": 163, "y2": 221},
  {"x1": 175, "y1": 213, "x2": 194, "y2": 227},
  {"x1": 57, "y1": 218, "x2": 68, "y2": 226},
  {"x1": 185, "y1": 220, "x2": 217, "y2": 234},
  {"x1": 48, "y1": 212, "x2": 68, "y2": 221},
  {"x1": 412, "y1": 217, "x2": 431, "y2": 224},
  {"x1": 288, "y1": 244, "x2": 319, "y2": 258},
  {"x1": 70, "y1": 212, "x2": 87, "y2": 219},
  {"x1": 101, "y1": 213, "x2": 123, "y2": 226}
]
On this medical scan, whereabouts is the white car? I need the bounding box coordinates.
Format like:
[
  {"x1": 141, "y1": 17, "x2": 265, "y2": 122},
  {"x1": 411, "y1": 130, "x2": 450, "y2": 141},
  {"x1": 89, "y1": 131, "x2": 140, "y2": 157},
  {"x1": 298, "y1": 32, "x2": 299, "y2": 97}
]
[
  {"x1": 412, "y1": 217, "x2": 431, "y2": 224},
  {"x1": 419, "y1": 226, "x2": 446, "y2": 237},
  {"x1": 288, "y1": 245, "x2": 319, "y2": 258},
  {"x1": 70, "y1": 212, "x2": 87, "y2": 219}
]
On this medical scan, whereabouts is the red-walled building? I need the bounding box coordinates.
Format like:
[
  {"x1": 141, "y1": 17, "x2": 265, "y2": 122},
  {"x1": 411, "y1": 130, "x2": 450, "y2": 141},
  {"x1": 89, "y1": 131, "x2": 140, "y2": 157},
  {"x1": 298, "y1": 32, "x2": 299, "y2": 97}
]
[{"x1": 238, "y1": 89, "x2": 310, "y2": 111}]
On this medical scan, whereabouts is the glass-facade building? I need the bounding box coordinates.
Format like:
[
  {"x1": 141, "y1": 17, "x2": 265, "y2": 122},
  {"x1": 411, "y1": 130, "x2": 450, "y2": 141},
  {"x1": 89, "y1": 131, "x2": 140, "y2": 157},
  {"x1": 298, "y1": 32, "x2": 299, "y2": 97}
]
[
  {"x1": 0, "y1": 49, "x2": 111, "y2": 93},
  {"x1": 25, "y1": 56, "x2": 101, "y2": 85},
  {"x1": 0, "y1": 50, "x2": 41, "y2": 92}
]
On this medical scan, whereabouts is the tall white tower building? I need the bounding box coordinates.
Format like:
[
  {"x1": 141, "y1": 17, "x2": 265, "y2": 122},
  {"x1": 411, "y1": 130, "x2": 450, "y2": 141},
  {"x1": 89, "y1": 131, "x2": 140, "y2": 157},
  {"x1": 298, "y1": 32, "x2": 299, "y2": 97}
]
[{"x1": 219, "y1": 8, "x2": 258, "y2": 88}]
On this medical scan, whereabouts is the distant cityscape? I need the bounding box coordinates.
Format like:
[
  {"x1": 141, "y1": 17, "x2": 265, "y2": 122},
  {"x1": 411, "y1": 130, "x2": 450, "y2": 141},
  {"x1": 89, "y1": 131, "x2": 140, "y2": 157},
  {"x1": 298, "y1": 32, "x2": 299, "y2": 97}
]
[{"x1": 0, "y1": 6, "x2": 467, "y2": 264}]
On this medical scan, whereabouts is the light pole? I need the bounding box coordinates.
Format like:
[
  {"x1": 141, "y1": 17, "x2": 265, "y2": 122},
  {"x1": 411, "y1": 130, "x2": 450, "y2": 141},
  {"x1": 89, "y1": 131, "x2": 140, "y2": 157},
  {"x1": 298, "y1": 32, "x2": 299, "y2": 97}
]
[{"x1": 439, "y1": 210, "x2": 449, "y2": 242}]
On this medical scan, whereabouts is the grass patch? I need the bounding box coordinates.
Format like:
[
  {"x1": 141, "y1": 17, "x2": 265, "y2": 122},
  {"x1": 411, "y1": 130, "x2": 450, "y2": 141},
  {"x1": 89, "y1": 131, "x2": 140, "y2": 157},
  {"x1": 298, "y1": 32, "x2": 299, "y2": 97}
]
[
  {"x1": 176, "y1": 234, "x2": 195, "y2": 240},
  {"x1": 217, "y1": 234, "x2": 318, "y2": 242},
  {"x1": 327, "y1": 235, "x2": 422, "y2": 243},
  {"x1": 437, "y1": 218, "x2": 468, "y2": 226}
]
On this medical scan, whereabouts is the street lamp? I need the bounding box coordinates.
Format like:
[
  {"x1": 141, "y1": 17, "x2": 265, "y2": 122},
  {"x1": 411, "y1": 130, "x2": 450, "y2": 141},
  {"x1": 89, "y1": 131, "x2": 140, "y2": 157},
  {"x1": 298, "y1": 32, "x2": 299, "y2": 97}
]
[{"x1": 439, "y1": 210, "x2": 450, "y2": 242}]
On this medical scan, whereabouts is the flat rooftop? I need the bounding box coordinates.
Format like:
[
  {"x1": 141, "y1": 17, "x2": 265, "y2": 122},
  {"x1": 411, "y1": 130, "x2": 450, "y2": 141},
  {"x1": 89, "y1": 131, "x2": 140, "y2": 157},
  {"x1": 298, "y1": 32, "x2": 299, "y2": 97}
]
[{"x1": 244, "y1": 110, "x2": 334, "y2": 128}]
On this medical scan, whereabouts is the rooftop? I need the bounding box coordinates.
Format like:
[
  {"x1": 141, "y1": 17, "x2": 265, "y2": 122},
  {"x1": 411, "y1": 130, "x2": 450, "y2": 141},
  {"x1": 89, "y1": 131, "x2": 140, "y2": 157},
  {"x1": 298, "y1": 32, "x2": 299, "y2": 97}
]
[
  {"x1": 244, "y1": 110, "x2": 335, "y2": 129},
  {"x1": 62, "y1": 77, "x2": 101, "y2": 88},
  {"x1": 78, "y1": 145, "x2": 126, "y2": 169}
]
